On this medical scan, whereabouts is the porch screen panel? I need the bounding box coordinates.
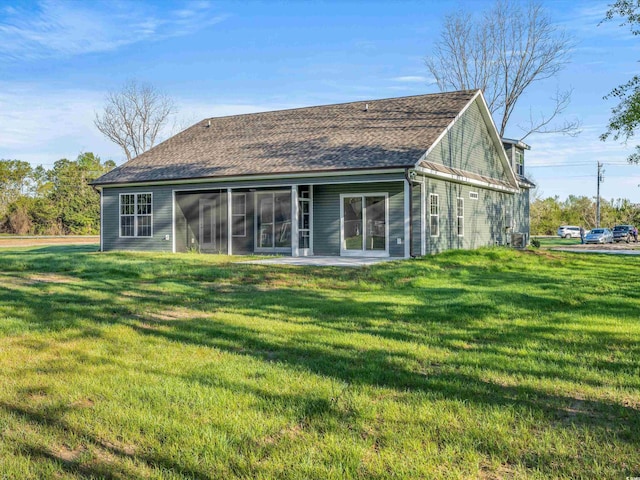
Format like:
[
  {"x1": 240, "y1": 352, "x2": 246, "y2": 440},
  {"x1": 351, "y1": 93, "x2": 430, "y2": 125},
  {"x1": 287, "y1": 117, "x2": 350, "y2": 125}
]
[
  {"x1": 365, "y1": 196, "x2": 385, "y2": 251},
  {"x1": 232, "y1": 193, "x2": 246, "y2": 237},
  {"x1": 274, "y1": 192, "x2": 291, "y2": 248},
  {"x1": 258, "y1": 194, "x2": 274, "y2": 248},
  {"x1": 202, "y1": 204, "x2": 213, "y2": 244},
  {"x1": 343, "y1": 197, "x2": 363, "y2": 250}
]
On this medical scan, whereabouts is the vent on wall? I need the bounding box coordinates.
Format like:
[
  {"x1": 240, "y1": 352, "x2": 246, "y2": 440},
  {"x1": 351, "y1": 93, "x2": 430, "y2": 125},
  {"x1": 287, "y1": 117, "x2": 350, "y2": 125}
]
[{"x1": 469, "y1": 192, "x2": 478, "y2": 200}]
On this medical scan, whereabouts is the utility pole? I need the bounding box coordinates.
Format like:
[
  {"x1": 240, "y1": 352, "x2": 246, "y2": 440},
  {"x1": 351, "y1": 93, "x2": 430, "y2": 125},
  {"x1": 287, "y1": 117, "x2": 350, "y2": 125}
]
[{"x1": 596, "y1": 162, "x2": 604, "y2": 227}]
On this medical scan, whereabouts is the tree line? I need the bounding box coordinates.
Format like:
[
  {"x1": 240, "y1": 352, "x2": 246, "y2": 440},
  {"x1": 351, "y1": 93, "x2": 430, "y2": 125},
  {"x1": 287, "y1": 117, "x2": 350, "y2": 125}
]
[
  {"x1": 0, "y1": 153, "x2": 114, "y2": 235},
  {"x1": 530, "y1": 195, "x2": 640, "y2": 235}
]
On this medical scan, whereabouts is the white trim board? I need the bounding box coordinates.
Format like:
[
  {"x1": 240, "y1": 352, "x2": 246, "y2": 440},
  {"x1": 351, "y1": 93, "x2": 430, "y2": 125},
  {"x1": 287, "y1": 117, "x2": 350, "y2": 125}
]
[
  {"x1": 227, "y1": 188, "x2": 232, "y2": 255},
  {"x1": 98, "y1": 169, "x2": 407, "y2": 189},
  {"x1": 99, "y1": 189, "x2": 104, "y2": 252},
  {"x1": 403, "y1": 180, "x2": 410, "y2": 258},
  {"x1": 414, "y1": 166, "x2": 518, "y2": 194}
]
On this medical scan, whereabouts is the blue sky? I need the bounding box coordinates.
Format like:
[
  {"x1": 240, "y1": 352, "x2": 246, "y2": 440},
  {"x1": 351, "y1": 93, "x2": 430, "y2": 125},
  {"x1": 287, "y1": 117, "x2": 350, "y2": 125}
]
[{"x1": 1, "y1": 0, "x2": 639, "y2": 201}]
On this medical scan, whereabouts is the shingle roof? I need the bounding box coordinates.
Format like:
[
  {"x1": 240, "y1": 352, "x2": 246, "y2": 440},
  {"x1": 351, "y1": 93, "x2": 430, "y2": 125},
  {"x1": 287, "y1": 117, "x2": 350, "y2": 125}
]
[{"x1": 93, "y1": 90, "x2": 479, "y2": 185}]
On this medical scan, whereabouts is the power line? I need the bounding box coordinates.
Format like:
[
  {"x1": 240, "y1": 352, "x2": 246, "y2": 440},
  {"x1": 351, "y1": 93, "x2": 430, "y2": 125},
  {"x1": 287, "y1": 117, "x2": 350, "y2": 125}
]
[{"x1": 529, "y1": 162, "x2": 634, "y2": 168}]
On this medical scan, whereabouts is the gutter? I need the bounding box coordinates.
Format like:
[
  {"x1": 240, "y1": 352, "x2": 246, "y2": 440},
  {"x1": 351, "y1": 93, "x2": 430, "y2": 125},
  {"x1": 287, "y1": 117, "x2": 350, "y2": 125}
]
[
  {"x1": 414, "y1": 165, "x2": 519, "y2": 193},
  {"x1": 90, "y1": 166, "x2": 410, "y2": 188}
]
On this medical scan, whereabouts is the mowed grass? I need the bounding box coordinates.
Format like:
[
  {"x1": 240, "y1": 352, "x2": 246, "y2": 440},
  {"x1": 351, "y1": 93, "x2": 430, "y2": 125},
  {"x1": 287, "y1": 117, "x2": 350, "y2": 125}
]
[{"x1": 0, "y1": 246, "x2": 638, "y2": 479}]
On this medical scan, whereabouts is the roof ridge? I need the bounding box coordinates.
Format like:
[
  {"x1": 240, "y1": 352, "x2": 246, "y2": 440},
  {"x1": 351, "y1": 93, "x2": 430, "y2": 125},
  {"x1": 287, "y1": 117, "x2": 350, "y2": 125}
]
[{"x1": 198, "y1": 89, "x2": 480, "y2": 123}]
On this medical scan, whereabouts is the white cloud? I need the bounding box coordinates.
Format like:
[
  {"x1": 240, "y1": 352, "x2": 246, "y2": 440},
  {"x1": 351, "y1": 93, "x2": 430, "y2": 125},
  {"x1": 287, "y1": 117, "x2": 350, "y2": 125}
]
[
  {"x1": 391, "y1": 76, "x2": 431, "y2": 83},
  {"x1": 0, "y1": 82, "x2": 122, "y2": 165},
  {"x1": 0, "y1": 0, "x2": 228, "y2": 62},
  {"x1": 527, "y1": 125, "x2": 635, "y2": 167}
]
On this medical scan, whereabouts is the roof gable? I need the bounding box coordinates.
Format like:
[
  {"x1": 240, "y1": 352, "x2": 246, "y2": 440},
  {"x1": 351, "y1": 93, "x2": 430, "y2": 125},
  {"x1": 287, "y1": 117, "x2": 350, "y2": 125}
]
[
  {"x1": 93, "y1": 90, "x2": 479, "y2": 185},
  {"x1": 418, "y1": 92, "x2": 519, "y2": 189}
]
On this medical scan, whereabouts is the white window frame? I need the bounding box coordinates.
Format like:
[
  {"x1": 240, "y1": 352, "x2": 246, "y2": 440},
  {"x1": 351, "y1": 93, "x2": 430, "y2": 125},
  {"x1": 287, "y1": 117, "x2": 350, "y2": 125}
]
[
  {"x1": 515, "y1": 150, "x2": 524, "y2": 176},
  {"x1": 429, "y1": 194, "x2": 439, "y2": 237},
  {"x1": 469, "y1": 191, "x2": 478, "y2": 200},
  {"x1": 298, "y1": 185, "x2": 313, "y2": 255},
  {"x1": 119, "y1": 192, "x2": 153, "y2": 238},
  {"x1": 339, "y1": 192, "x2": 389, "y2": 257},
  {"x1": 457, "y1": 197, "x2": 464, "y2": 237},
  {"x1": 231, "y1": 193, "x2": 247, "y2": 237}
]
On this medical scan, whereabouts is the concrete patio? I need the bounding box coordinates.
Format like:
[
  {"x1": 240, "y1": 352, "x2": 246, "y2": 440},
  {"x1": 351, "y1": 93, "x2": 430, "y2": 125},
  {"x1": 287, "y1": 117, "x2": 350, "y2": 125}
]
[{"x1": 239, "y1": 256, "x2": 400, "y2": 267}]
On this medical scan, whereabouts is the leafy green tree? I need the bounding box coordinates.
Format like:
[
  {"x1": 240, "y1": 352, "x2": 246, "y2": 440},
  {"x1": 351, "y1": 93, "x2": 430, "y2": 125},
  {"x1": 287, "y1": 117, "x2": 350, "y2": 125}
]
[
  {"x1": 561, "y1": 195, "x2": 597, "y2": 229},
  {"x1": 47, "y1": 153, "x2": 115, "y2": 234},
  {"x1": 530, "y1": 196, "x2": 562, "y2": 234},
  {"x1": 531, "y1": 194, "x2": 640, "y2": 235},
  {"x1": 600, "y1": 0, "x2": 640, "y2": 162},
  {"x1": 0, "y1": 159, "x2": 33, "y2": 217}
]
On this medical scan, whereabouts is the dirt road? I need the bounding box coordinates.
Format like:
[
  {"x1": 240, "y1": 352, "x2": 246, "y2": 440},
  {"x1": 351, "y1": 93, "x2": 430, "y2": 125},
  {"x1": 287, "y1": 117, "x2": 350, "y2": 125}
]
[{"x1": 0, "y1": 236, "x2": 99, "y2": 248}]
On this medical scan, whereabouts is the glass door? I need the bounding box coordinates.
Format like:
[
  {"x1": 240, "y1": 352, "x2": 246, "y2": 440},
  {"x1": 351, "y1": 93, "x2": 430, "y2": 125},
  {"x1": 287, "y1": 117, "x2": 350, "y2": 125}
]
[
  {"x1": 199, "y1": 199, "x2": 217, "y2": 251},
  {"x1": 341, "y1": 194, "x2": 388, "y2": 256},
  {"x1": 365, "y1": 196, "x2": 386, "y2": 252},
  {"x1": 256, "y1": 191, "x2": 292, "y2": 252}
]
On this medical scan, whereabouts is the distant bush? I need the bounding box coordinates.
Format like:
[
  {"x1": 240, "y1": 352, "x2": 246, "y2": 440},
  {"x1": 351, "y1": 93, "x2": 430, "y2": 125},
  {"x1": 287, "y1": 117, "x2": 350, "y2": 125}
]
[{"x1": 530, "y1": 238, "x2": 541, "y2": 248}]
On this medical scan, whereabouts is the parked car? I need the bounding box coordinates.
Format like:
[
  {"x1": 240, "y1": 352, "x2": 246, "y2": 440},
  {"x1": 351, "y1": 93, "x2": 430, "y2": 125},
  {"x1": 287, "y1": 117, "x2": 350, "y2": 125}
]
[
  {"x1": 584, "y1": 228, "x2": 614, "y2": 244},
  {"x1": 612, "y1": 225, "x2": 636, "y2": 243},
  {"x1": 557, "y1": 225, "x2": 582, "y2": 239}
]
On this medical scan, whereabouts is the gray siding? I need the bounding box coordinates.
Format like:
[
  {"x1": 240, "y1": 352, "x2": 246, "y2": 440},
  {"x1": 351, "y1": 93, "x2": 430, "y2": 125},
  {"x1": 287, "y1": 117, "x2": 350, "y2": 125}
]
[
  {"x1": 426, "y1": 99, "x2": 508, "y2": 180},
  {"x1": 102, "y1": 185, "x2": 174, "y2": 252},
  {"x1": 423, "y1": 176, "x2": 509, "y2": 254},
  {"x1": 102, "y1": 173, "x2": 406, "y2": 254},
  {"x1": 313, "y1": 181, "x2": 406, "y2": 257},
  {"x1": 513, "y1": 188, "x2": 531, "y2": 237}
]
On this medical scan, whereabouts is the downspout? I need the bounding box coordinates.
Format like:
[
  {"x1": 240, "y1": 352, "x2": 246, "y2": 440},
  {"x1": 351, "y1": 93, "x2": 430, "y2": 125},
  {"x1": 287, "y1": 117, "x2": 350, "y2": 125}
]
[{"x1": 404, "y1": 168, "x2": 417, "y2": 258}]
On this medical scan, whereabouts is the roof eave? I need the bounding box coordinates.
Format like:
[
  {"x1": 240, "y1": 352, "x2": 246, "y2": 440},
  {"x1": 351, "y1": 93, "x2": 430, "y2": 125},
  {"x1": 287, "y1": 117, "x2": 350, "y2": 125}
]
[{"x1": 93, "y1": 165, "x2": 412, "y2": 188}]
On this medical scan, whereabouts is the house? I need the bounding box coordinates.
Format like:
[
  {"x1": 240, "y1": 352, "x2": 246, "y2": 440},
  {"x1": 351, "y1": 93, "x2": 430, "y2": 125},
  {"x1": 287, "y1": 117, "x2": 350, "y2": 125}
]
[{"x1": 92, "y1": 89, "x2": 534, "y2": 258}]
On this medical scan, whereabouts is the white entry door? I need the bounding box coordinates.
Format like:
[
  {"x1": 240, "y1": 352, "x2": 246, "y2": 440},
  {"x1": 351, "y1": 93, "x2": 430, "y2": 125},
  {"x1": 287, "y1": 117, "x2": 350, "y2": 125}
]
[
  {"x1": 340, "y1": 193, "x2": 388, "y2": 257},
  {"x1": 199, "y1": 199, "x2": 217, "y2": 251}
]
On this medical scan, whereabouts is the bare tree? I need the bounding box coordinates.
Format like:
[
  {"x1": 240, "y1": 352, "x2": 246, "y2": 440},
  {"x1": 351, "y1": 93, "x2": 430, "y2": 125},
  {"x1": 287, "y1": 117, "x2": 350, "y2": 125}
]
[
  {"x1": 426, "y1": 0, "x2": 580, "y2": 140},
  {"x1": 94, "y1": 80, "x2": 176, "y2": 161}
]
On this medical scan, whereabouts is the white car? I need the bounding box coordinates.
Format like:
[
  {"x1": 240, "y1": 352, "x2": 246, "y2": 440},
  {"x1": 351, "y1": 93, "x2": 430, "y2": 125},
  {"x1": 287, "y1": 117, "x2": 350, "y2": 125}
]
[{"x1": 557, "y1": 225, "x2": 581, "y2": 239}]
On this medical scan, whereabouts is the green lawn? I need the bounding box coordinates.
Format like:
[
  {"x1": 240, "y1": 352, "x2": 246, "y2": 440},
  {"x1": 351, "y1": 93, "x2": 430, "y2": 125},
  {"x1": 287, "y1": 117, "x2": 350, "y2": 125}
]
[{"x1": 0, "y1": 245, "x2": 638, "y2": 479}]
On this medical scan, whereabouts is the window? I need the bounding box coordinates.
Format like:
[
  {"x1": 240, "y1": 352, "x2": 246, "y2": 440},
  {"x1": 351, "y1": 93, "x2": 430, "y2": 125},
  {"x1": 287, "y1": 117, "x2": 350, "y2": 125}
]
[
  {"x1": 120, "y1": 193, "x2": 152, "y2": 237},
  {"x1": 298, "y1": 185, "x2": 311, "y2": 250},
  {"x1": 429, "y1": 194, "x2": 439, "y2": 237},
  {"x1": 457, "y1": 197, "x2": 464, "y2": 237},
  {"x1": 515, "y1": 150, "x2": 524, "y2": 176},
  {"x1": 232, "y1": 193, "x2": 246, "y2": 237},
  {"x1": 469, "y1": 191, "x2": 478, "y2": 200}
]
